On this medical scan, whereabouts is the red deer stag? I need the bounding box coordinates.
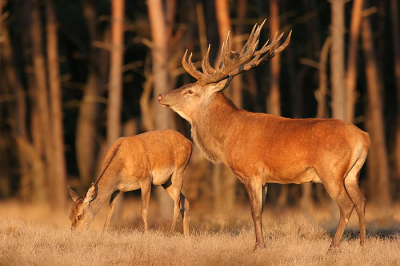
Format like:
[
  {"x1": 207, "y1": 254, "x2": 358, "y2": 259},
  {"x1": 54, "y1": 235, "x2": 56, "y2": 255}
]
[
  {"x1": 158, "y1": 20, "x2": 370, "y2": 249},
  {"x1": 68, "y1": 129, "x2": 192, "y2": 236}
]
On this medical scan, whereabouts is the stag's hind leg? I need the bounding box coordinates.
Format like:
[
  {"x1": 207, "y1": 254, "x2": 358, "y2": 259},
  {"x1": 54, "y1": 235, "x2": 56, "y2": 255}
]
[
  {"x1": 320, "y1": 172, "x2": 355, "y2": 249},
  {"x1": 344, "y1": 150, "x2": 368, "y2": 247}
]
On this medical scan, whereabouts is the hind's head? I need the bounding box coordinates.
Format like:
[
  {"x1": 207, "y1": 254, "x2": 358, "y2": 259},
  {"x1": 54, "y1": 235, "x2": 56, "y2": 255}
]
[{"x1": 68, "y1": 184, "x2": 96, "y2": 231}]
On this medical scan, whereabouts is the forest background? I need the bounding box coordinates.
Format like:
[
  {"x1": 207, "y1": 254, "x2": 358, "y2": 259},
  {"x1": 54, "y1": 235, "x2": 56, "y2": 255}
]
[{"x1": 0, "y1": 0, "x2": 400, "y2": 229}]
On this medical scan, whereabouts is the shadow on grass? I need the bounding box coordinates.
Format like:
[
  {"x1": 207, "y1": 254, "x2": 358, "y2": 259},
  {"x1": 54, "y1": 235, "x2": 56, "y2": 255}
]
[{"x1": 325, "y1": 218, "x2": 400, "y2": 241}]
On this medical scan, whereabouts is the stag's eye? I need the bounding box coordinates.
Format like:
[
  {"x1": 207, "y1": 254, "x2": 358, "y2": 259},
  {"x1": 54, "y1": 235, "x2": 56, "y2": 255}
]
[
  {"x1": 77, "y1": 215, "x2": 82, "y2": 220},
  {"x1": 188, "y1": 90, "x2": 194, "y2": 94}
]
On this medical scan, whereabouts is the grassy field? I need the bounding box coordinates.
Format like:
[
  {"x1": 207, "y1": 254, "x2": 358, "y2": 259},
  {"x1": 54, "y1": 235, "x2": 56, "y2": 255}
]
[{"x1": 1, "y1": 198, "x2": 400, "y2": 265}]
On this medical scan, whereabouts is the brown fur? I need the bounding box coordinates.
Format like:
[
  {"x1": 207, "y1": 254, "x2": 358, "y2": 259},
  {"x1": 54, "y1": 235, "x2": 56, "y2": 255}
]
[
  {"x1": 68, "y1": 129, "x2": 192, "y2": 236},
  {"x1": 159, "y1": 79, "x2": 370, "y2": 250}
]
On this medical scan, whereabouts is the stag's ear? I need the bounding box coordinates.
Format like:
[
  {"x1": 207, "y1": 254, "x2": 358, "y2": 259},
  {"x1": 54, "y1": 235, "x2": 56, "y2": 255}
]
[
  {"x1": 83, "y1": 183, "x2": 96, "y2": 203},
  {"x1": 207, "y1": 78, "x2": 231, "y2": 92},
  {"x1": 68, "y1": 186, "x2": 79, "y2": 202}
]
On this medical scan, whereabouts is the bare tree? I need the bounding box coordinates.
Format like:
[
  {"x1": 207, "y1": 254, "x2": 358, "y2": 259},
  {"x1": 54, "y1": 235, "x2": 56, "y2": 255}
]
[
  {"x1": 267, "y1": 0, "x2": 281, "y2": 116},
  {"x1": 268, "y1": 0, "x2": 289, "y2": 208},
  {"x1": 147, "y1": 0, "x2": 175, "y2": 220},
  {"x1": 30, "y1": 0, "x2": 54, "y2": 205},
  {"x1": 0, "y1": 0, "x2": 3, "y2": 71},
  {"x1": 390, "y1": 0, "x2": 400, "y2": 180},
  {"x1": 214, "y1": 0, "x2": 238, "y2": 212},
  {"x1": 14, "y1": 0, "x2": 47, "y2": 202},
  {"x1": 1, "y1": 23, "x2": 32, "y2": 201},
  {"x1": 46, "y1": 0, "x2": 67, "y2": 208},
  {"x1": 361, "y1": 13, "x2": 391, "y2": 206},
  {"x1": 107, "y1": 0, "x2": 125, "y2": 147},
  {"x1": 345, "y1": 0, "x2": 364, "y2": 123},
  {"x1": 76, "y1": 0, "x2": 107, "y2": 187},
  {"x1": 316, "y1": 37, "x2": 332, "y2": 120},
  {"x1": 330, "y1": 0, "x2": 346, "y2": 121}
]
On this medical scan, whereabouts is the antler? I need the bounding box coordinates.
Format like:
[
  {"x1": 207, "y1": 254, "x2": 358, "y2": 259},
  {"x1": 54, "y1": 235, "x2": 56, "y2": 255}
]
[{"x1": 182, "y1": 20, "x2": 292, "y2": 85}]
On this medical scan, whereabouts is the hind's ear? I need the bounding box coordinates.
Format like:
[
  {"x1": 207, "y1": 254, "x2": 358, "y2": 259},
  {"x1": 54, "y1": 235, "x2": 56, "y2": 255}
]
[
  {"x1": 68, "y1": 186, "x2": 79, "y2": 202},
  {"x1": 83, "y1": 183, "x2": 96, "y2": 203}
]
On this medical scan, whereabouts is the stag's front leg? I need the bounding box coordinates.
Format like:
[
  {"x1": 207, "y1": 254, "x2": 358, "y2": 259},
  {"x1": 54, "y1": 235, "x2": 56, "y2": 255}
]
[
  {"x1": 141, "y1": 181, "x2": 151, "y2": 233},
  {"x1": 103, "y1": 190, "x2": 120, "y2": 232},
  {"x1": 244, "y1": 180, "x2": 264, "y2": 250}
]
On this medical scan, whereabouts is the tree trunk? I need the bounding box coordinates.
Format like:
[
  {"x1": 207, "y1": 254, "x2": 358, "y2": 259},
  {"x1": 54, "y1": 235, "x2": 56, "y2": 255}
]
[
  {"x1": 1, "y1": 23, "x2": 32, "y2": 201},
  {"x1": 297, "y1": 0, "x2": 320, "y2": 209},
  {"x1": 345, "y1": 0, "x2": 364, "y2": 123},
  {"x1": 390, "y1": 0, "x2": 400, "y2": 180},
  {"x1": 46, "y1": 0, "x2": 67, "y2": 209},
  {"x1": 76, "y1": 0, "x2": 108, "y2": 187},
  {"x1": 107, "y1": 0, "x2": 125, "y2": 147},
  {"x1": 30, "y1": 0, "x2": 53, "y2": 204},
  {"x1": 330, "y1": 0, "x2": 346, "y2": 121},
  {"x1": 361, "y1": 15, "x2": 391, "y2": 206},
  {"x1": 267, "y1": 0, "x2": 281, "y2": 116},
  {"x1": 0, "y1": 0, "x2": 3, "y2": 72},
  {"x1": 316, "y1": 37, "x2": 332, "y2": 120},
  {"x1": 14, "y1": 0, "x2": 47, "y2": 202},
  {"x1": 147, "y1": 0, "x2": 174, "y2": 220},
  {"x1": 267, "y1": 0, "x2": 288, "y2": 208},
  {"x1": 214, "y1": 0, "x2": 239, "y2": 213}
]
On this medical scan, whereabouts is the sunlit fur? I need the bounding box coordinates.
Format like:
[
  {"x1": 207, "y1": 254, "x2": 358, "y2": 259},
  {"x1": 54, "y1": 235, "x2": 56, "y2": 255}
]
[
  {"x1": 159, "y1": 78, "x2": 370, "y2": 250},
  {"x1": 68, "y1": 130, "x2": 192, "y2": 235}
]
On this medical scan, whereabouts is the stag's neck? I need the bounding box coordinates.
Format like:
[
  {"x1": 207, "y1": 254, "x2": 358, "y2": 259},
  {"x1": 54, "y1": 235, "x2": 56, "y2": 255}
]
[
  {"x1": 191, "y1": 93, "x2": 240, "y2": 164},
  {"x1": 90, "y1": 175, "x2": 118, "y2": 215}
]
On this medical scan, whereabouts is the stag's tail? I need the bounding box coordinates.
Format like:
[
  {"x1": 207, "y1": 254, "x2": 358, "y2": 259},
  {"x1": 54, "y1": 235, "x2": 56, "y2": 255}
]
[{"x1": 94, "y1": 137, "x2": 126, "y2": 186}]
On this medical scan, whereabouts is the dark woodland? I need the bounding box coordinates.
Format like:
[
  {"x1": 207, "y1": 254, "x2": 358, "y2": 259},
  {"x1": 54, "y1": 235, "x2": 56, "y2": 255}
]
[{"x1": 0, "y1": 0, "x2": 399, "y2": 216}]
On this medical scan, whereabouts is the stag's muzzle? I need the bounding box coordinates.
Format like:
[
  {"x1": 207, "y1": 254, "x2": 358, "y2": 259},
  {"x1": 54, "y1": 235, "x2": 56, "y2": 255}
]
[{"x1": 157, "y1": 94, "x2": 170, "y2": 107}]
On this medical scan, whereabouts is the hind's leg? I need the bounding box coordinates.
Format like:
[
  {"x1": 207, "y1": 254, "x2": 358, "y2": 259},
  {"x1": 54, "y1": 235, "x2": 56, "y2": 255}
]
[
  {"x1": 163, "y1": 173, "x2": 184, "y2": 235},
  {"x1": 103, "y1": 190, "x2": 120, "y2": 232},
  {"x1": 180, "y1": 193, "x2": 190, "y2": 236},
  {"x1": 141, "y1": 181, "x2": 151, "y2": 233},
  {"x1": 322, "y1": 177, "x2": 355, "y2": 249}
]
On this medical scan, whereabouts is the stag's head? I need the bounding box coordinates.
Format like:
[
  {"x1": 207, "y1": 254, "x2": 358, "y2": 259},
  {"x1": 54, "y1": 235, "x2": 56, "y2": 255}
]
[
  {"x1": 158, "y1": 20, "x2": 291, "y2": 123},
  {"x1": 68, "y1": 184, "x2": 96, "y2": 231}
]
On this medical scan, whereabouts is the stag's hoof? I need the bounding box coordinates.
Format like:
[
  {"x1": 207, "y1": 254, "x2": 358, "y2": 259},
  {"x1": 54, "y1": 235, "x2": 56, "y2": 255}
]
[
  {"x1": 253, "y1": 242, "x2": 266, "y2": 251},
  {"x1": 327, "y1": 246, "x2": 339, "y2": 254}
]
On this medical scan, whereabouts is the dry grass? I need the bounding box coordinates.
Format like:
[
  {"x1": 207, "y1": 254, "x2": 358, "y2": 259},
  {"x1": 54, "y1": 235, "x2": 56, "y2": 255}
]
[{"x1": 1, "y1": 199, "x2": 400, "y2": 265}]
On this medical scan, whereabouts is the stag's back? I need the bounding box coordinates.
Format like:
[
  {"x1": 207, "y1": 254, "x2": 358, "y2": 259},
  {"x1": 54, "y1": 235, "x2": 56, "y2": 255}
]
[{"x1": 225, "y1": 111, "x2": 370, "y2": 184}]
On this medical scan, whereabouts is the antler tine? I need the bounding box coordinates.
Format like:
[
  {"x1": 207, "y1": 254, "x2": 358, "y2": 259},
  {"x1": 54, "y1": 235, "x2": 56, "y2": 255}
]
[
  {"x1": 182, "y1": 50, "x2": 205, "y2": 80},
  {"x1": 239, "y1": 19, "x2": 265, "y2": 56},
  {"x1": 239, "y1": 23, "x2": 257, "y2": 56},
  {"x1": 254, "y1": 31, "x2": 283, "y2": 57},
  {"x1": 201, "y1": 45, "x2": 216, "y2": 76},
  {"x1": 181, "y1": 20, "x2": 291, "y2": 86},
  {"x1": 221, "y1": 31, "x2": 233, "y2": 69},
  {"x1": 228, "y1": 31, "x2": 292, "y2": 78},
  {"x1": 266, "y1": 30, "x2": 292, "y2": 60}
]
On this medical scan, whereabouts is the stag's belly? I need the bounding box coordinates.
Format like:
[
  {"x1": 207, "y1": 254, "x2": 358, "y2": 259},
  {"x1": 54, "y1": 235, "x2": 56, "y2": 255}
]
[
  {"x1": 265, "y1": 167, "x2": 322, "y2": 184},
  {"x1": 229, "y1": 152, "x2": 323, "y2": 185}
]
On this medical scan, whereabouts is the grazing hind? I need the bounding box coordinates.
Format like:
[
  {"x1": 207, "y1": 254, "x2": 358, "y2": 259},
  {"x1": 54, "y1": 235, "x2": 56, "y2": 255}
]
[{"x1": 68, "y1": 129, "x2": 192, "y2": 236}]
